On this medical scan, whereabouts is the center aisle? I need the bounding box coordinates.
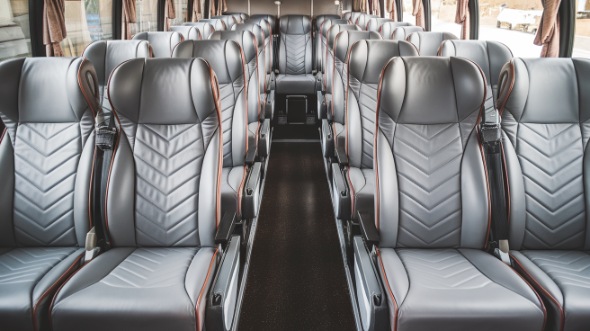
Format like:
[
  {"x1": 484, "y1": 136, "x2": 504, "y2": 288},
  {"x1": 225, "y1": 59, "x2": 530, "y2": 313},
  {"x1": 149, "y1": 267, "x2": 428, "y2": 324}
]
[{"x1": 237, "y1": 134, "x2": 356, "y2": 330}]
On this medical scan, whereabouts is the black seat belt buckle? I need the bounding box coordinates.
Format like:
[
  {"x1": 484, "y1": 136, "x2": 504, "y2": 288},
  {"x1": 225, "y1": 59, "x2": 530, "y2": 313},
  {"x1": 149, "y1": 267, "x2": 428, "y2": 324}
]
[{"x1": 96, "y1": 126, "x2": 117, "y2": 151}]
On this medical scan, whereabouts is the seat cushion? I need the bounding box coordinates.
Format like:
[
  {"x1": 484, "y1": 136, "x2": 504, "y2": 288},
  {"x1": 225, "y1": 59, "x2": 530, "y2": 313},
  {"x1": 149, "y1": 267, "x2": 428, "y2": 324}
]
[
  {"x1": 347, "y1": 167, "x2": 374, "y2": 217},
  {"x1": 221, "y1": 166, "x2": 247, "y2": 216},
  {"x1": 0, "y1": 248, "x2": 83, "y2": 331},
  {"x1": 51, "y1": 247, "x2": 217, "y2": 331},
  {"x1": 512, "y1": 250, "x2": 590, "y2": 331},
  {"x1": 378, "y1": 248, "x2": 545, "y2": 331},
  {"x1": 276, "y1": 74, "x2": 316, "y2": 94}
]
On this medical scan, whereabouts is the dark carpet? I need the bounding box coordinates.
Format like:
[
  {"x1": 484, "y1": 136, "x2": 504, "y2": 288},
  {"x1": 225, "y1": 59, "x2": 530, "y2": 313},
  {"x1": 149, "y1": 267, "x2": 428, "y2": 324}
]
[
  {"x1": 271, "y1": 123, "x2": 319, "y2": 140},
  {"x1": 237, "y1": 142, "x2": 356, "y2": 331}
]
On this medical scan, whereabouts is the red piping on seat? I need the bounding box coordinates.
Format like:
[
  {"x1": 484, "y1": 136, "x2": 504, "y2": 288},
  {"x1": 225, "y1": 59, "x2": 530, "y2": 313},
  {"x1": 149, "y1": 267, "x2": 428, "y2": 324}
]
[{"x1": 195, "y1": 249, "x2": 218, "y2": 331}]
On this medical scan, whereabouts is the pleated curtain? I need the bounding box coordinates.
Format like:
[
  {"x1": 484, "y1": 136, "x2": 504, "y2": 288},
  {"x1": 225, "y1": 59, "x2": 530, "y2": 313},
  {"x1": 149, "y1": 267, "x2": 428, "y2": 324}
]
[
  {"x1": 534, "y1": 0, "x2": 561, "y2": 57},
  {"x1": 385, "y1": 0, "x2": 396, "y2": 20},
  {"x1": 165, "y1": 0, "x2": 176, "y2": 31},
  {"x1": 413, "y1": 0, "x2": 424, "y2": 28},
  {"x1": 192, "y1": 0, "x2": 202, "y2": 21},
  {"x1": 43, "y1": 0, "x2": 66, "y2": 56},
  {"x1": 122, "y1": 0, "x2": 137, "y2": 40},
  {"x1": 455, "y1": 0, "x2": 469, "y2": 39}
]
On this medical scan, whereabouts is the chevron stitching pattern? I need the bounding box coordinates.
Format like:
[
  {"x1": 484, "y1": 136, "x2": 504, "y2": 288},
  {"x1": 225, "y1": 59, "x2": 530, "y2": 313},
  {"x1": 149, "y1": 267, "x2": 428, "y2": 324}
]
[
  {"x1": 100, "y1": 248, "x2": 197, "y2": 288},
  {"x1": 134, "y1": 124, "x2": 203, "y2": 247},
  {"x1": 522, "y1": 251, "x2": 590, "y2": 289},
  {"x1": 0, "y1": 248, "x2": 76, "y2": 284},
  {"x1": 285, "y1": 35, "x2": 308, "y2": 75},
  {"x1": 219, "y1": 83, "x2": 237, "y2": 167},
  {"x1": 517, "y1": 124, "x2": 586, "y2": 249},
  {"x1": 394, "y1": 124, "x2": 463, "y2": 247},
  {"x1": 359, "y1": 83, "x2": 378, "y2": 168},
  {"x1": 14, "y1": 123, "x2": 82, "y2": 246},
  {"x1": 398, "y1": 249, "x2": 492, "y2": 289}
]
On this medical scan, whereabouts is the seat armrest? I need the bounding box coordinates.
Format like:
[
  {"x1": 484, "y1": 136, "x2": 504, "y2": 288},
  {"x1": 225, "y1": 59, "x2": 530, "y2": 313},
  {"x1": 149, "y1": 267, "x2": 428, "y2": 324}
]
[
  {"x1": 242, "y1": 162, "x2": 263, "y2": 220},
  {"x1": 353, "y1": 237, "x2": 389, "y2": 331},
  {"x1": 215, "y1": 212, "x2": 238, "y2": 245},
  {"x1": 258, "y1": 119, "x2": 271, "y2": 159},
  {"x1": 245, "y1": 145, "x2": 257, "y2": 167},
  {"x1": 264, "y1": 91, "x2": 275, "y2": 120},
  {"x1": 317, "y1": 91, "x2": 327, "y2": 120},
  {"x1": 335, "y1": 137, "x2": 349, "y2": 167},
  {"x1": 274, "y1": 69, "x2": 279, "y2": 76},
  {"x1": 321, "y1": 119, "x2": 334, "y2": 158},
  {"x1": 358, "y1": 211, "x2": 379, "y2": 247},
  {"x1": 206, "y1": 235, "x2": 241, "y2": 331},
  {"x1": 331, "y1": 163, "x2": 351, "y2": 220}
]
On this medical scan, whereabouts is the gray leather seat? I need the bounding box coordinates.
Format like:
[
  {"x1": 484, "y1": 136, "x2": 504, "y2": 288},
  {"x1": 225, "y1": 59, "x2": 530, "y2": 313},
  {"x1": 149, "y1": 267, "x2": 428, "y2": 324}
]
[
  {"x1": 170, "y1": 25, "x2": 202, "y2": 40},
  {"x1": 314, "y1": 15, "x2": 341, "y2": 71},
  {"x1": 184, "y1": 22, "x2": 215, "y2": 39},
  {"x1": 172, "y1": 40, "x2": 250, "y2": 216},
  {"x1": 132, "y1": 31, "x2": 183, "y2": 58},
  {"x1": 246, "y1": 16, "x2": 276, "y2": 79},
  {"x1": 324, "y1": 24, "x2": 360, "y2": 100},
  {"x1": 349, "y1": 12, "x2": 362, "y2": 26},
  {"x1": 51, "y1": 58, "x2": 224, "y2": 331},
  {"x1": 342, "y1": 12, "x2": 352, "y2": 22},
  {"x1": 276, "y1": 15, "x2": 316, "y2": 94},
  {"x1": 316, "y1": 19, "x2": 348, "y2": 119},
  {"x1": 379, "y1": 22, "x2": 415, "y2": 39},
  {"x1": 498, "y1": 58, "x2": 590, "y2": 331},
  {"x1": 250, "y1": 14, "x2": 276, "y2": 33},
  {"x1": 83, "y1": 40, "x2": 151, "y2": 112},
  {"x1": 319, "y1": 19, "x2": 348, "y2": 81},
  {"x1": 0, "y1": 57, "x2": 98, "y2": 331},
  {"x1": 406, "y1": 31, "x2": 457, "y2": 56},
  {"x1": 355, "y1": 13, "x2": 376, "y2": 30},
  {"x1": 213, "y1": 15, "x2": 238, "y2": 30},
  {"x1": 359, "y1": 57, "x2": 545, "y2": 331},
  {"x1": 200, "y1": 18, "x2": 227, "y2": 32},
  {"x1": 225, "y1": 12, "x2": 247, "y2": 23},
  {"x1": 366, "y1": 18, "x2": 395, "y2": 33}
]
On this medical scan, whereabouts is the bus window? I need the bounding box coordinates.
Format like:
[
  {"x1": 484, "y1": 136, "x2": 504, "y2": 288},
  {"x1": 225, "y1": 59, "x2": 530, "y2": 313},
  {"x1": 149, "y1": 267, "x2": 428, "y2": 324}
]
[
  {"x1": 479, "y1": 0, "x2": 542, "y2": 57},
  {"x1": 574, "y1": 0, "x2": 590, "y2": 58},
  {"x1": 135, "y1": 0, "x2": 159, "y2": 33},
  {"x1": 62, "y1": 0, "x2": 113, "y2": 57},
  {"x1": 431, "y1": 0, "x2": 462, "y2": 37},
  {"x1": 168, "y1": 0, "x2": 189, "y2": 26},
  {"x1": 402, "y1": 0, "x2": 416, "y2": 25},
  {"x1": 0, "y1": 0, "x2": 31, "y2": 60}
]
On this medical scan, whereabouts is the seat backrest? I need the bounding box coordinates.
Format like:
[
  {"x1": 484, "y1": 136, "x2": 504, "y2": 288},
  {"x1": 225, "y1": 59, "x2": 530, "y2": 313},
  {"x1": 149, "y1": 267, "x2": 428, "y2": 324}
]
[
  {"x1": 233, "y1": 23, "x2": 268, "y2": 93},
  {"x1": 379, "y1": 21, "x2": 412, "y2": 39},
  {"x1": 324, "y1": 24, "x2": 360, "y2": 93},
  {"x1": 406, "y1": 31, "x2": 457, "y2": 56},
  {"x1": 211, "y1": 30, "x2": 261, "y2": 125},
  {"x1": 315, "y1": 14, "x2": 341, "y2": 32},
  {"x1": 497, "y1": 58, "x2": 590, "y2": 251},
  {"x1": 439, "y1": 40, "x2": 512, "y2": 114},
  {"x1": 106, "y1": 58, "x2": 222, "y2": 248},
  {"x1": 366, "y1": 18, "x2": 395, "y2": 33},
  {"x1": 320, "y1": 19, "x2": 348, "y2": 74},
  {"x1": 250, "y1": 14, "x2": 276, "y2": 33},
  {"x1": 184, "y1": 22, "x2": 216, "y2": 39},
  {"x1": 213, "y1": 15, "x2": 238, "y2": 30},
  {"x1": 343, "y1": 12, "x2": 353, "y2": 22},
  {"x1": 389, "y1": 25, "x2": 424, "y2": 41},
  {"x1": 375, "y1": 57, "x2": 487, "y2": 249},
  {"x1": 246, "y1": 18, "x2": 274, "y2": 75},
  {"x1": 132, "y1": 31, "x2": 183, "y2": 58},
  {"x1": 314, "y1": 15, "x2": 341, "y2": 70},
  {"x1": 170, "y1": 25, "x2": 202, "y2": 41},
  {"x1": 200, "y1": 19, "x2": 227, "y2": 32},
  {"x1": 278, "y1": 15, "x2": 313, "y2": 75},
  {"x1": 350, "y1": 12, "x2": 362, "y2": 25},
  {"x1": 0, "y1": 57, "x2": 98, "y2": 248},
  {"x1": 225, "y1": 12, "x2": 246, "y2": 23},
  {"x1": 331, "y1": 31, "x2": 381, "y2": 127},
  {"x1": 346, "y1": 40, "x2": 418, "y2": 170},
  {"x1": 83, "y1": 40, "x2": 151, "y2": 112},
  {"x1": 355, "y1": 14, "x2": 374, "y2": 30},
  {"x1": 173, "y1": 40, "x2": 248, "y2": 170}
]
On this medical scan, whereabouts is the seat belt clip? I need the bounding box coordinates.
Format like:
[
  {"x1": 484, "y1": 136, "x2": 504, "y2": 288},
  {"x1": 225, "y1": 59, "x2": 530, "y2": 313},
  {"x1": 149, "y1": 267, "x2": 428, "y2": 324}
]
[
  {"x1": 95, "y1": 111, "x2": 117, "y2": 151},
  {"x1": 494, "y1": 239, "x2": 511, "y2": 265},
  {"x1": 84, "y1": 227, "x2": 100, "y2": 262}
]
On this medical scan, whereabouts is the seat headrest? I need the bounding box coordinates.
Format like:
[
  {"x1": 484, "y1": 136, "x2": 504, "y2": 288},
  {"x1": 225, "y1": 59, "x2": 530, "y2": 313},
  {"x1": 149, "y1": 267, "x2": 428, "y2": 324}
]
[
  {"x1": 249, "y1": 14, "x2": 276, "y2": 29},
  {"x1": 213, "y1": 15, "x2": 238, "y2": 29},
  {"x1": 406, "y1": 31, "x2": 457, "y2": 56},
  {"x1": 343, "y1": 12, "x2": 352, "y2": 21},
  {"x1": 350, "y1": 12, "x2": 362, "y2": 23},
  {"x1": 349, "y1": 40, "x2": 419, "y2": 84},
  {"x1": 327, "y1": 24, "x2": 360, "y2": 49},
  {"x1": 334, "y1": 30, "x2": 381, "y2": 63},
  {"x1": 83, "y1": 40, "x2": 151, "y2": 86},
  {"x1": 232, "y1": 23, "x2": 265, "y2": 49},
  {"x1": 184, "y1": 22, "x2": 215, "y2": 39},
  {"x1": 498, "y1": 58, "x2": 590, "y2": 123},
  {"x1": 245, "y1": 18, "x2": 272, "y2": 37},
  {"x1": 172, "y1": 40, "x2": 244, "y2": 85},
  {"x1": 439, "y1": 40, "x2": 512, "y2": 88},
  {"x1": 210, "y1": 30, "x2": 258, "y2": 64},
  {"x1": 200, "y1": 19, "x2": 227, "y2": 31},
  {"x1": 379, "y1": 57, "x2": 485, "y2": 124},
  {"x1": 391, "y1": 26, "x2": 424, "y2": 41},
  {"x1": 380, "y1": 21, "x2": 412, "y2": 38},
  {"x1": 315, "y1": 15, "x2": 341, "y2": 29},
  {"x1": 366, "y1": 18, "x2": 395, "y2": 32},
  {"x1": 279, "y1": 15, "x2": 312, "y2": 34},
  {"x1": 109, "y1": 58, "x2": 219, "y2": 125},
  {"x1": 170, "y1": 26, "x2": 202, "y2": 41},
  {"x1": 321, "y1": 19, "x2": 348, "y2": 38},
  {"x1": 0, "y1": 57, "x2": 98, "y2": 123},
  {"x1": 133, "y1": 31, "x2": 184, "y2": 58}
]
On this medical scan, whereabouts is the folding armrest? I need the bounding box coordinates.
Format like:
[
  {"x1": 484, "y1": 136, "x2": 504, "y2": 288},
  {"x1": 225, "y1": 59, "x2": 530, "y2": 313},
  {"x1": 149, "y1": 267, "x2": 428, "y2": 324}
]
[
  {"x1": 258, "y1": 119, "x2": 271, "y2": 159},
  {"x1": 264, "y1": 90, "x2": 275, "y2": 120},
  {"x1": 242, "y1": 162, "x2": 263, "y2": 220},
  {"x1": 331, "y1": 163, "x2": 351, "y2": 220},
  {"x1": 206, "y1": 235, "x2": 241, "y2": 331},
  {"x1": 352, "y1": 237, "x2": 389, "y2": 331},
  {"x1": 245, "y1": 145, "x2": 257, "y2": 167},
  {"x1": 317, "y1": 91, "x2": 328, "y2": 120},
  {"x1": 215, "y1": 212, "x2": 238, "y2": 245},
  {"x1": 358, "y1": 211, "x2": 379, "y2": 247},
  {"x1": 335, "y1": 137, "x2": 349, "y2": 167},
  {"x1": 321, "y1": 119, "x2": 334, "y2": 158}
]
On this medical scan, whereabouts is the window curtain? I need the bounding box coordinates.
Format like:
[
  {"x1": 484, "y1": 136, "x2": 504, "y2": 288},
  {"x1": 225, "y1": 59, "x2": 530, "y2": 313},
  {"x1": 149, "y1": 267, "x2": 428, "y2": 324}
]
[
  {"x1": 43, "y1": 0, "x2": 66, "y2": 56},
  {"x1": 371, "y1": 0, "x2": 381, "y2": 16},
  {"x1": 192, "y1": 0, "x2": 202, "y2": 21},
  {"x1": 385, "y1": 0, "x2": 396, "y2": 20},
  {"x1": 211, "y1": 0, "x2": 227, "y2": 17},
  {"x1": 165, "y1": 0, "x2": 176, "y2": 31},
  {"x1": 455, "y1": 0, "x2": 469, "y2": 39},
  {"x1": 413, "y1": 0, "x2": 424, "y2": 28},
  {"x1": 122, "y1": 0, "x2": 137, "y2": 40},
  {"x1": 534, "y1": 0, "x2": 561, "y2": 57}
]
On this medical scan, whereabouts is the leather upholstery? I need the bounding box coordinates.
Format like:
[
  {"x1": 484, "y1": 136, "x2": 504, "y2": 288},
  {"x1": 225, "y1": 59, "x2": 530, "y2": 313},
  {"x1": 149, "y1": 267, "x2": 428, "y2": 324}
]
[
  {"x1": 51, "y1": 58, "x2": 223, "y2": 331},
  {"x1": 213, "y1": 15, "x2": 238, "y2": 30},
  {"x1": 170, "y1": 25, "x2": 202, "y2": 41},
  {"x1": 390, "y1": 26, "x2": 424, "y2": 41},
  {"x1": 233, "y1": 23, "x2": 267, "y2": 93},
  {"x1": 320, "y1": 18, "x2": 348, "y2": 84},
  {"x1": 0, "y1": 57, "x2": 98, "y2": 331},
  {"x1": 498, "y1": 58, "x2": 590, "y2": 331},
  {"x1": 355, "y1": 14, "x2": 376, "y2": 31},
  {"x1": 349, "y1": 12, "x2": 362, "y2": 25},
  {"x1": 83, "y1": 40, "x2": 150, "y2": 112},
  {"x1": 225, "y1": 12, "x2": 247, "y2": 23},
  {"x1": 276, "y1": 15, "x2": 316, "y2": 94},
  {"x1": 324, "y1": 24, "x2": 360, "y2": 96},
  {"x1": 379, "y1": 22, "x2": 412, "y2": 39},
  {"x1": 184, "y1": 22, "x2": 215, "y2": 39},
  {"x1": 406, "y1": 31, "x2": 457, "y2": 56},
  {"x1": 132, "y1": 31, "x2": 183, "y2": 58},
  {"x1": 200, "y1": 19, "x2": 227, "y2": 32},
  {"x1": 250, "y1": 14, "x2": 276, "y2": 33},
  {"x1": 374, "y1": 57, "x2": 545, "y2": 331},
  {"x1": 173, "y1": 40, "x2": 249, "y2": 215},
  {"x1": 245, "y1": 18, "x2": 274, "y2": 78},
  {"x1": 366, "y1": 18, "x2": 395, "y2": 32},
  {"x1": 344, "y1": 40, "x2": 417, "y2": 217},
  {"x1": 343, "y1": 12, "x2": 353, "y2": 22},
  {"x1": 314, "y1": 15, "x2": 341, "y2": 70}
]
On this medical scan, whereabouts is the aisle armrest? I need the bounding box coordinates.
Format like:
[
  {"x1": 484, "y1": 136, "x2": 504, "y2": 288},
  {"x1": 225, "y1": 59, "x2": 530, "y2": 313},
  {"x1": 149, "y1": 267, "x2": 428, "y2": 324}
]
[
  {"x1": 321, "y1": 119, "x2": 334, "y2": 158},
  {"x1": 258, "y1": 119, "x2": 271, "y2": 159},
  {"x1": 358, "y1": 211, "x2": 379, "y2": 247},
  {"x1": 335, "y1": 138, "x2": 348, "y2": 167},
  {"x1": 264, "y1": 91, "x2": 275, "y2": 120},
  {"x1": 331, "y1": 163, "x2": 351, "y2": 220},
  {"x1": 215, "y1": 212, "x2": 238, "y2": 245},
  {"x1": 317, "y1": 91, "x2": 327, "y2": 120},
  {"x1": 242, "y1": 162, "x2": 263, "y2": 220}
]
